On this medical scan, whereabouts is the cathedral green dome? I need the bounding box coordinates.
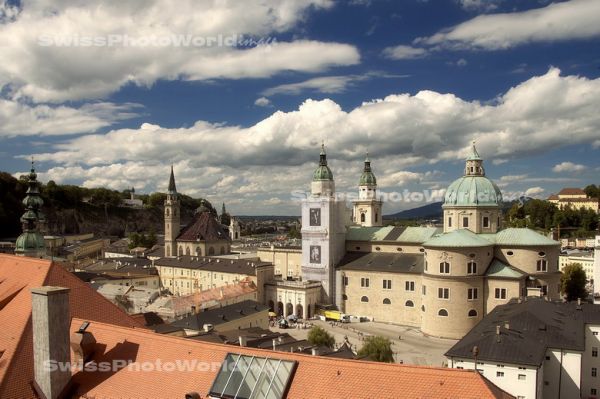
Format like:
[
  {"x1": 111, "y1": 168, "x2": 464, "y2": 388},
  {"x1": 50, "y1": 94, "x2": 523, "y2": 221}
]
[
  {"x1": 15, "y1": 231, "x2": 45, "y2": 253},
  {"x1": 359, "y1": 154, "x2": 376, "y2": 185},
  {"x1": 444, "y1": 175, "x2": 502, "y2": 207},
  {"x1": 313, "y1": 143, "x2": 334, "y2": 181},
  {"x1": 313, "y1": 165, "x2": 334, "y2": 181}
]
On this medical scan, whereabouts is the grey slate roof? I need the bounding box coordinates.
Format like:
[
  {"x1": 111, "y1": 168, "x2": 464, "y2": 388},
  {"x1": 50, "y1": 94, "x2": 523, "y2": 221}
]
[
  {"x1": 446, "y1": 298, "x2": 600, "y2": 366},
  {"x1": 170, "y1": 300, "x2": 269, "y2": 330},
  {"x1": 155, "y1": 255, "x2": 271, "y2": 275},
  {"x1": 337, "y1": 252, "x2": 424, "y2": 274}
]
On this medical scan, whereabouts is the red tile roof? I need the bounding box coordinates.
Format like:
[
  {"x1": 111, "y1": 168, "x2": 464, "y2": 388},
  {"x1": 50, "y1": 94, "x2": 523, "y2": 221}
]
[
  {"x1": 177, "y1": 211, "x2": 230, "y2": 242},
  {"x1": 69, "y1": 318, "x2": 513, "y2": 399},
  {"x1": 558, "y1": 187, "x2": 586, "y2": 196},
  {"x1": 0, "y1": 254, "x2": 144, "y2": 399}
]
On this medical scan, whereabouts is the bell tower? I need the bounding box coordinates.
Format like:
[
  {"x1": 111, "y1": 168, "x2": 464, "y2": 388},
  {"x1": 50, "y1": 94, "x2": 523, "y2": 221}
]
[
  {"x1": 301, "y1": 144, "x2": 347, "y2": 305},
  {"x1": 164, "y1": 165, "x2": 180, "y2": 257},
  {"x1": 352, "y1": 153, "x2": 383, "y2": 227}
]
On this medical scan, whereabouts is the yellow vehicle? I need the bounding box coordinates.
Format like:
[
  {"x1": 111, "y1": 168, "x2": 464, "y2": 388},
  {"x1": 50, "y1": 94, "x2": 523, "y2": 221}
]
[{"x1": 319, "y1": 309, "x2": 350, "y2": 323}]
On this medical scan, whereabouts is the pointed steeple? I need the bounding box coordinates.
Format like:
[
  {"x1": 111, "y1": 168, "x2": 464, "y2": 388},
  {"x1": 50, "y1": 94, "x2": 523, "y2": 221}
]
[
  {"x1": 466, "y1": 140, "x2": 482, "y2": 161},
  {"x1": 168, "y1": 165, "x2": 177, "y2": 195},
  {"x1": 222, "y1": 202, "x2": 226, "y2": 215},
  {"x1": 319, "y1": 142, "x2": 328, "y2": 166}
]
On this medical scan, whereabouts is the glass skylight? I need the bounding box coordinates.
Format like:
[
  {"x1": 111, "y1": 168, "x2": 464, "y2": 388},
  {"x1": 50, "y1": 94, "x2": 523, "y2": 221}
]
[{"x1": 209, "y1": 353, "x2": 296, "y2": 399}]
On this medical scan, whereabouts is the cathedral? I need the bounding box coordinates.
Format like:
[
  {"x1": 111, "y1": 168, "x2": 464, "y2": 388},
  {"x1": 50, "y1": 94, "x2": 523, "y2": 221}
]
[
  {"x1": 163, "y1": 166, "x2": 231, "y2": 258},
  {"x1": 260, "y1": 142, "x2": 561, "y2": 339}
]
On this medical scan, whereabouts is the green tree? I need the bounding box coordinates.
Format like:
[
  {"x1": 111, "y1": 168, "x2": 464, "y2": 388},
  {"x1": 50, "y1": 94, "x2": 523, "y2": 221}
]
[
  {"x1": 584, "y1": 184, "x2": 600, "y2": 199},
  {"x1": 307, "y1": 326, "x2": 335, "y2": 349},
  {"x1": 358, "y1": 336, "x2": 394, "y2": 363},
  {"x1": 560, "y1": 263, "x2": 588, "y2": 301}
]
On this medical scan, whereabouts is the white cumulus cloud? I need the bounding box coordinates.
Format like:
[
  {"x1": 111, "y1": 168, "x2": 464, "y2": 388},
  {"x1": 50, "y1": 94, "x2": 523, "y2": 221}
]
[{"x1": 552, "y1": 161, "x2": 586, "y2": 173}]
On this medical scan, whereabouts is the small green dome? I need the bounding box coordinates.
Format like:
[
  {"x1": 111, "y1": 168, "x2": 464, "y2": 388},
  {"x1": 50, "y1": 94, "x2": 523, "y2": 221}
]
[
  {"x1": 359, "y1": 154, "x2": 376, "y2": 185},
  {"x1": 444, "y1": 175, "x2": 502, "y2": 207},
  {"x1": 313, "y1": 143, "x2": 334, "y2": 181},
  {"x1": 15, "y1": 231, "x2": 45, "y2": 252},
  {"x1": 313, "y1": 165, "x2": 334, "y2": 181},
  {"x1": 23, "y1": 194, "x2": 44, "y2": 209}
]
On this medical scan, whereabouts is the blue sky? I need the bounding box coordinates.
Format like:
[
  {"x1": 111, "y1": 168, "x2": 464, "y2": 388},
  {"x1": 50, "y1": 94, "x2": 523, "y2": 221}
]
[{"x1": 0, "y1": 0, "x2": 599, "y2": 215}]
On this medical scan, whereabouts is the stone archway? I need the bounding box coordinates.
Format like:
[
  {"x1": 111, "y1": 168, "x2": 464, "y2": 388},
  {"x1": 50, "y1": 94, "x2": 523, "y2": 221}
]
[
  {"x1": 286, "y1": 303, "x2": 293, "y2": 317},
  {"x1": 296, "y1": 304, "x2": 303, "y2": 319},
  {"x1": 268, "y1": 300, "x2": 275, "y2": 312},
  {"x1": 277, "y1": 302, "x2": 284, "y2": 316}
]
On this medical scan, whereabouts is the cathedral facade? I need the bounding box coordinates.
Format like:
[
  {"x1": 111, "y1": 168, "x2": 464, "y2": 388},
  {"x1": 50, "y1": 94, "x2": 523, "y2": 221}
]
[{"x1": 265, "y1": 142, "x2": 561, "y2": 339}]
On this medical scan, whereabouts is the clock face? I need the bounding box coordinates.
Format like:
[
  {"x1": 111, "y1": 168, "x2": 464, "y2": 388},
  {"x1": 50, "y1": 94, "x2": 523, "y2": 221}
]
[
  {"x1": 309, "y1": 245, "x2": 321, "y2": 264},
  {"x1": 309, "y1": 208, "x2": 321, "y2": 226}
]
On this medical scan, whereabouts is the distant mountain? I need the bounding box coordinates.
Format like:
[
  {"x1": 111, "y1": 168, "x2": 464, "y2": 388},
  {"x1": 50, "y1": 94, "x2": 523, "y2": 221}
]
[{"x1": 385, "y1": 202, "x2": 443, "y2": 220}]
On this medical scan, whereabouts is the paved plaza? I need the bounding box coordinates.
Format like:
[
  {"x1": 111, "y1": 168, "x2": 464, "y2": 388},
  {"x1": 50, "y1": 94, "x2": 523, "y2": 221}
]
[{"x1": 273, "y1": 319, "x2": 458, "y2": 366}]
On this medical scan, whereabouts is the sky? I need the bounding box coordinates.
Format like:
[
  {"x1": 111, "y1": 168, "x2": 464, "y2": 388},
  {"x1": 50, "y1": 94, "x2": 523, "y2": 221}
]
[{"x1": 1, "y1": 0, "x2": 599, "y2": 215}]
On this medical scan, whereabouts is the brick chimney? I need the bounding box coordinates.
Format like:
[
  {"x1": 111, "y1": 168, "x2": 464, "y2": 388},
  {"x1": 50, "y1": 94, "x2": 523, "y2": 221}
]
[{"x1": 31, "y1": 287, "x2": 71, "y2": 399}]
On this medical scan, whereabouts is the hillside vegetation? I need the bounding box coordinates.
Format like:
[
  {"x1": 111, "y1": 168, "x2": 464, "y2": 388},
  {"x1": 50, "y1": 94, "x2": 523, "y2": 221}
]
[{"x1": 0, "y1": 172, "x2": 215, "y2": 239}]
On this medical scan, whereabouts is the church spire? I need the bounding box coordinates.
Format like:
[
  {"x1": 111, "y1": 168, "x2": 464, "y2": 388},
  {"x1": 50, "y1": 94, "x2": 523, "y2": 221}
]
[{"x1": 168, "y1": 165, "x2": 177, "y2": 196}]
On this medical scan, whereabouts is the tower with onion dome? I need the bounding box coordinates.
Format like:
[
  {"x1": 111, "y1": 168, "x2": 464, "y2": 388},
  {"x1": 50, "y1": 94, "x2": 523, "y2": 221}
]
[
  {"x1": 352, "y1": 153, "x2": 383, "y2": 227},
  {"x1": 301, "y1": 143, "x2": 348, "y2": 306},
  {"x1": 15, "y1": 161, "x2": 46, "y2": 258}
]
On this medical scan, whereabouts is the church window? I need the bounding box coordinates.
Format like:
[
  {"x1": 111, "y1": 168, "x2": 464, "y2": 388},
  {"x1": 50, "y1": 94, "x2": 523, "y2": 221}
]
[
  {"x1": 383, "y1": 298, "x2": 391, "y2": 305},
  {"x1": 343, "y1": 276, "x2": 349, "y2": 286},
  {"x1": 468, "y1": 288, "x2": 478, "y2": 300},
  {"x1": 166, "y1": 208, "x2": 170, "y2": 216},
  {"x1": 506, "y1": 251, "x2": 514, "y2": 256},
  {"x1": 438, "y1": 288, "x2": 449, "y2": 299},
  {"x1": 375, "y1": 246, "x2": 381, "y2": 251},
  {"x1": 186, "y1": 247, "x2": 190, "y2": 255},
  {"x1": 439, "y1": 262, "x2": 450, "y2": 274},
  {"x1": 375, "y1": 212, "x2": 378, "y2": 222},
  {"x1": 360, "y1": 213, "x2": 366, "y2": 223},
  {"x1": 483, "y1": 216, "x2": 489, "y2": 228},
  {"x1": 361, "y1": 278, "x2": 370, "y2": 288},
  {"x1": 383, "y1": 279, "x2": 392, "y2": 289},
  {"x1": 405, "y1": 300, "x2": 414, "y2": 307},
  {"x1": 438, "y1": 309, "x2": 448, "y2": 317},
  {"x1": 462, "y1": 217, "x2": 469, "y2": 228},
  {"x1": 467, "y1": 261, "x2": 477, "y2": 274},
  {"x1": 209, "y1": 247, "x2": 215, "y2": 255},
  {"x1": 405, "y1": 281, "x2": 415, "y2": 291},
  {"x1": 536, "y1": 260, "x2": 547, "y2": 272},
  {"x1": 538, "y1": 251, "x2": 546, "y2": 257},
  {"x1": 468, "y1": 309, "x2": 478, "y2": 317},
  {"x1": 361, "y1": 296, "x2": 369, "y2": 303},
  {"x1": 495, "y1": 288, "x2": 507, "y2": 299}
]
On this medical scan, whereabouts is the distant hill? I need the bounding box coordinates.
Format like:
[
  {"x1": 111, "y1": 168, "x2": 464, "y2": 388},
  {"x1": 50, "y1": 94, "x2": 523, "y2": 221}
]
[{"x1": 385, "y1": 202, "x2": 443, "y2": 220}]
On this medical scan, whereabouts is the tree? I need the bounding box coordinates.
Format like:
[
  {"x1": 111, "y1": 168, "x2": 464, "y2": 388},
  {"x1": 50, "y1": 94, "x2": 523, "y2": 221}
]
[
  {"x1": 307, "y1": 326, "x2": 335, "y2": 349},
  {"x1": 560, "y1": 263, "x2": 588, "y2": 301},
  {"x1": 358, "y1": 336, "x2": 394, "y2": 363}
]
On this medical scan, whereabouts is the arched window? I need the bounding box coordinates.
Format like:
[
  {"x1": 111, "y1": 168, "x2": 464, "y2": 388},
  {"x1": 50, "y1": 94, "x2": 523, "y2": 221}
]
[
  {"x1": 220, "y1": 246, "x2": 225, "y2": 254},
  {"x1": 421, "y1": 305, "x2": 425, "y2": 312},
  {"x1": 195, "y1": 247, "x2": 202, "y2": 256},
  {"x1": 361, "y1": 296, "x2": 369, "y2": 303},
  {"x1": 342, "y1": 294, "x2": 348, "y2": 300},
  {"x1": 536, "y1": 259, "x2": 547, "y2": 272},
  {"x1": 405, "y1": 300, "x2": 414, "y2": 307},
  {"x1": 467, "y1": 261, "x2": 477, "y2": 274},
  {"x1": 185, "y1": 247, "x2": 191, "y2": 255},
  {"x1": 438, "y1": 309, "x2": 448, "y2": 317},
  {"x1": 178, "y1": 246, "x2": 183, "y2": 256},
  {"x1": 166, "y1": 208, "x2": 170, "y2": 217},
  {"x1": 383, "y1": 298, "x2": 391, "y2": 305},
  {"x1": 360, "y1": 213, "x2": 366, "y2": 223},
  {"x1": 468, "y1": 309, "x2": 478, "y2": 317},
  {"x1": 375, "y1": 212, "x2": 378, "y2": 222}
]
